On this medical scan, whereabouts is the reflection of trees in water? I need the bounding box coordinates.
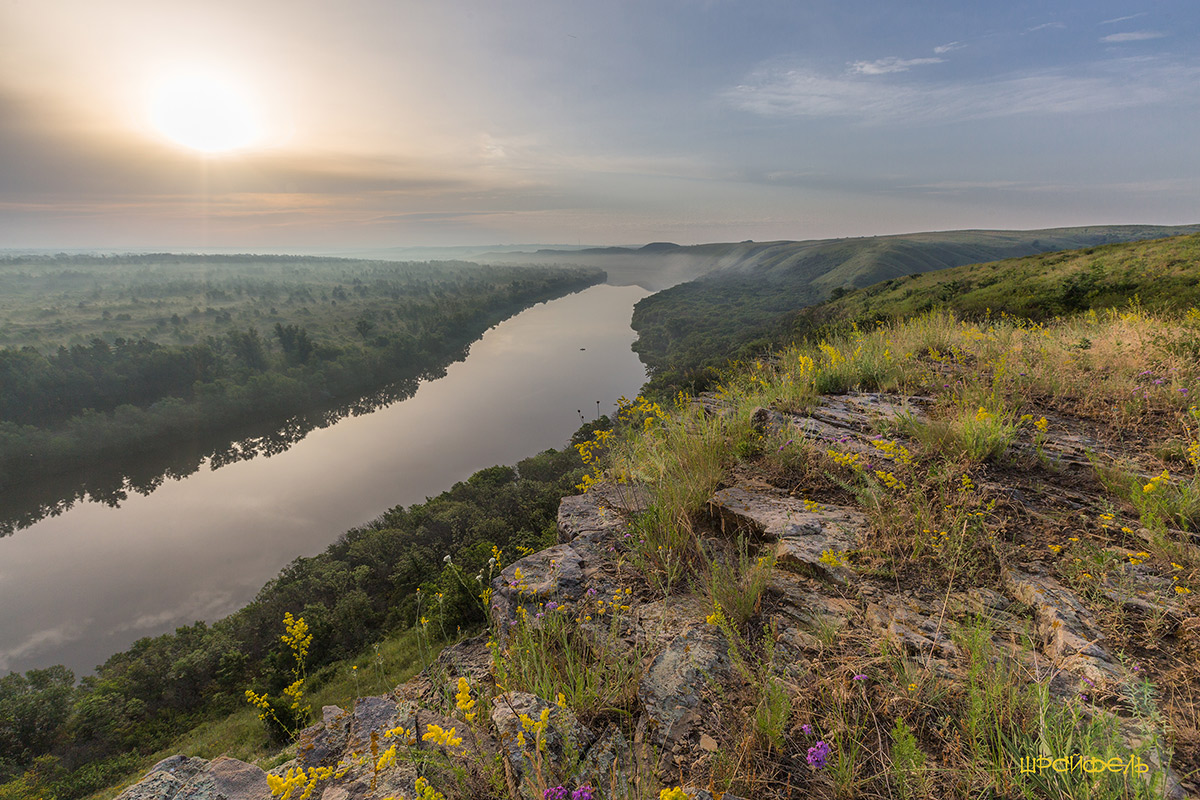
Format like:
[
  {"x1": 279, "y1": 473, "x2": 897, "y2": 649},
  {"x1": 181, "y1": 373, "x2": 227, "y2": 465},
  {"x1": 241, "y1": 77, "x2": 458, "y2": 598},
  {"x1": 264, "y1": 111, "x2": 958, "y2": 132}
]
[{"x1": 0, "y1": 375, "x2": 422, "y2": 536}]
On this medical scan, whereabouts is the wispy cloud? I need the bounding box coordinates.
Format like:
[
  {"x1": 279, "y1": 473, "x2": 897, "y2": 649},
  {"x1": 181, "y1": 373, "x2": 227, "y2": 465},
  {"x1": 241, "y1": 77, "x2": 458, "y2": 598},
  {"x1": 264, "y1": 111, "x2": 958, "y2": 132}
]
[
  {"x1": 1101, "y1": 31, "x2": 1165, "y2": 42},
  {"x1": 934, "y1": 42, "x2": 966, "y2": 55},
  {"x1": 849, "y1": 57, "x2": 944, "y2": 75},
  {"x1": 725, "y1": 58, "x2": 1200, "y2": 124},
  {"x1": 1101, "y1": 13, "x2": 1148, "y2": 25},
  {"x1": 1026, "y1": 22, "x2": 1067, "y2": 33},
  {"x1": 0, "y1": 621, "x2": 88, "y2": 671}
]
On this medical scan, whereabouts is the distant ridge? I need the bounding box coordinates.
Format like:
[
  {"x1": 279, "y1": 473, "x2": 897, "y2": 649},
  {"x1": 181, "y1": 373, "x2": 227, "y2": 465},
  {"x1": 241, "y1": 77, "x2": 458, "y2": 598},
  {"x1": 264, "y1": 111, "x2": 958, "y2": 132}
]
[{"x1": 620, "y1": 223, "x2": 1200, "y2": 386}]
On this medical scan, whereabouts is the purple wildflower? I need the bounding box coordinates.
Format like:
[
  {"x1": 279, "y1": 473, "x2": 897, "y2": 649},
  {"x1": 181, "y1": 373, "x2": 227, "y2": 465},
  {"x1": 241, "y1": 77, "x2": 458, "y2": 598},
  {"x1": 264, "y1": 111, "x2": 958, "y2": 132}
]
[
  {"x1": 544, "y1": 787, "x2": 568, "y2": 800},
  {"x1": 545, "y1": 601, "x2": 558, "y2": 612},
  {"x1": 586, "y1": 587, "x2": 597, "y2": 596},
  {"x1": 852, "y1": 674, "x2": 867, "y2": 680},
  {"x1": 1080, "y1": 694, "x2": 1089, "y2": 702},
  {"x1": 572, "y1": 786, "x2": 595, "y2": 800},
  {"x1": 801, "y1": 723, "x2": 813, "y2": 735},
  {"x1": 807, "y1": 740, "x2": 832, "y2": 769}
]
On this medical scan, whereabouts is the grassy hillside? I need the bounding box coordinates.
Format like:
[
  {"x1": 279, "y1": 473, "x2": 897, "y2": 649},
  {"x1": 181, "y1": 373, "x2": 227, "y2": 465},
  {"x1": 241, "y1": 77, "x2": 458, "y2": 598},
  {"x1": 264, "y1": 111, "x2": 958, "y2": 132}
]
[
  {"x1": 627, "y1": 224, "x2": 1200, "y2": 391},
  {"x1": 788, "y1": 232, "x2": 1200, "y2": 340}
]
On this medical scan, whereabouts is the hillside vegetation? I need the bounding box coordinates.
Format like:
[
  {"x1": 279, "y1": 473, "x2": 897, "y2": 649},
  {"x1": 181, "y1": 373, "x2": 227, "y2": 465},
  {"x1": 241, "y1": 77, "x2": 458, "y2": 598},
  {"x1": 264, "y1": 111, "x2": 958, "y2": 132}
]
[
  {"x1": 627, "y1": 224, "x2": 1200, "y2": 391},
  {"x1": 789, "y1": 232, "x2": 1200, "y2": 340},
  {"x1": 0, "y1": 254, "x2": 602, "y2": 531}
]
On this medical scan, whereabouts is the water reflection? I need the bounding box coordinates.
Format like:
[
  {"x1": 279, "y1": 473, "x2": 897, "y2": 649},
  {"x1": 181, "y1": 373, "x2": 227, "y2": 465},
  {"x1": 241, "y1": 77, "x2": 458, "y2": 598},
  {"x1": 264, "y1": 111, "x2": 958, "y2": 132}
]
[
  {"x1": 0, "y1": 378, "x2": 428, "y2": 536},
  {"x1": 0, "y1": 284, "x2": 649, "y2": 675}
]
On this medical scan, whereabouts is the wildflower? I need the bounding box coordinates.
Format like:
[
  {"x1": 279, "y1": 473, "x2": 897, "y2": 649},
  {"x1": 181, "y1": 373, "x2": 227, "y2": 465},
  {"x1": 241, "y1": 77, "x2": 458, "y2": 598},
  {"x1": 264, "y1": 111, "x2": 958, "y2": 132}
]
[
  {"x1": 807, "y1": 740, "x2": 832, "y2": 769},
  {"x1": 1034, "y1": 416, "x2": 1049, "y2": 432},
  {"x1": 422, "y1": 723, "x2": 463, "y2": 750},
  {"x1": 572, "y1": 787, "x2": 595, "y2": 800},
  {"x1": 414, "y1": 777, "x2": 446, "y2": 800},
  {"x1": 1176, "y1": 586, "x2": 1192, "y2": 595},
  {"x1": 557, "y1": 692, "x2": 568, "y2": 708},
  {"x1": 819, "y1": 550, "x2": 846, "y2": 569},
  {"x1": 1143, "y1": 470, "x2": 1170, "y2": 494},
  {"x1": 907, "y1": 683, "x2": 917, "y2": 692},
  {"x1": 376, "y1": 744, "x2": 397, "y2": 771},
  {"x1": 706, "y1": 604, "x2": 722, "y2": 626},
  {"x1": 455, "y1": 677, "x2": 476, "y2": 722},
  {"x1": 801, "y1": 723, "x2": 813, "y2": 735},
  {"x1": 659, "y1": 789, "x2": 691, "y2": 800},
  {"x1": 852, "y1": 674, "x2": 867, "y2": 680},
  {"x1": 544, "y1": 788, "x2": 568, "y2": 800},
  {"x1": 1048, "y1": 544, "x2": 1062, "y2": 554}
]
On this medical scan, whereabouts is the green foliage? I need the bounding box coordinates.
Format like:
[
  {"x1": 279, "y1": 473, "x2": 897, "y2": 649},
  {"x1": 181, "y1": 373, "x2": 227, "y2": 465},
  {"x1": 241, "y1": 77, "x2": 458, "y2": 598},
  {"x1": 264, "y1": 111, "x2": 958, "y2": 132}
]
[
  {"x1": 704, "y1": 534, "x2": 775, "y2": 629},
  {"x1": 0, "y1": 666, "x2": 75, "y2": 782},
  {"x1": 888, "y1": 717, "x2": 924, "y2": 800},
  {"x1": 0, "y1": 254, "x2": 603, "y2": 504},
  {"x1": 631, "y1": 226, "x2": 1200, "y2": 393}
]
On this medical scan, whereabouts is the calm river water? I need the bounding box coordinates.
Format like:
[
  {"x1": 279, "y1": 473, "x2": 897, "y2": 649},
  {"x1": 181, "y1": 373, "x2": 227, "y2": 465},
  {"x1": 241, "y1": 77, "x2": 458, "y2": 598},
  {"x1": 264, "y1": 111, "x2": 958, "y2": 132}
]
[{"x1": 0, "y1": 284, "x2": 650, "y2": 675}]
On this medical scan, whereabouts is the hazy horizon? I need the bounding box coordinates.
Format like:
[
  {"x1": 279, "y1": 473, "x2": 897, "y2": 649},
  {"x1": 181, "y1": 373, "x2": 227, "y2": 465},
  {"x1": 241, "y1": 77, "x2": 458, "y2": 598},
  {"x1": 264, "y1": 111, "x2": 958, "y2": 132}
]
[{"x1": 3, "y1": 1, "x2": 1198, "y2": 250}]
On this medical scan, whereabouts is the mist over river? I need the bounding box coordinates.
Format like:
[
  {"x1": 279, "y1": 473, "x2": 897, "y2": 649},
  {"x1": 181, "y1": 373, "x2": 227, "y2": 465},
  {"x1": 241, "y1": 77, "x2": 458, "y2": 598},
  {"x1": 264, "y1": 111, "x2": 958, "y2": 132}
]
[{"x1": 0, "y1": 283, "x2": 650, "y2": 675}]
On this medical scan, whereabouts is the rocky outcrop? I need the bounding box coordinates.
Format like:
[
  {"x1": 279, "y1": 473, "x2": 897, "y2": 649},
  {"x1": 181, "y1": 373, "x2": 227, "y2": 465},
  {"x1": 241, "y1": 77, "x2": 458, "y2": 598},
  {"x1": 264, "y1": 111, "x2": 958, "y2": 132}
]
[
  {"x1": 116, "y1": 756, "x2": 269, "y2": 800},
  {"x1": 121, "y1": 391, "x2": 1195, "y2": 799}
]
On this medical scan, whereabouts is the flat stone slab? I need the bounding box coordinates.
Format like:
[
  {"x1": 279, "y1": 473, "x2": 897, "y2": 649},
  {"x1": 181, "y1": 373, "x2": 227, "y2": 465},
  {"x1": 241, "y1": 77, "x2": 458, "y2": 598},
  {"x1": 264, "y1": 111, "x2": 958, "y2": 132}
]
[
  {"x1": 1004, "y1": 568, "x2": 1121, "y2": 686},
  {"x1": 709, "y1": 487, "x2": 866, "y2": 579},
  {"x1": 557, "y1": 482, "x2": 647, "y2": 544}
]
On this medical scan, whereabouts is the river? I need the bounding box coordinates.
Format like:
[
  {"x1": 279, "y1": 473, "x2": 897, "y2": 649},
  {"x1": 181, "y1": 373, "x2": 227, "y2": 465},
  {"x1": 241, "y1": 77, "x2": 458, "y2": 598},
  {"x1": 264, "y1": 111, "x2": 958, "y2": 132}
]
[{"x1": 0, "y1": 283, "x2": 650, "y2": 676}]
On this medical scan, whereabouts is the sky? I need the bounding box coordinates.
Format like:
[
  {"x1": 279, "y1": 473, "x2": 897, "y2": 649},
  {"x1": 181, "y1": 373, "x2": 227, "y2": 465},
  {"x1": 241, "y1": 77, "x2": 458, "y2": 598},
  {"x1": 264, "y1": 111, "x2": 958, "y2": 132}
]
[{"x1": 1, "y1": 0, "x2": 1198, "y2": 249}]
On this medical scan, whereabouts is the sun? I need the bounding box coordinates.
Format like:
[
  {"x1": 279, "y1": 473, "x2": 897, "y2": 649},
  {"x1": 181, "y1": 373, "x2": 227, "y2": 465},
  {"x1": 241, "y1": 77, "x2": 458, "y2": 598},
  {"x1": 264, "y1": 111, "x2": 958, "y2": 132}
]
[{"x1": 149, "y1": 72, "x2": 262, "y2": 153}]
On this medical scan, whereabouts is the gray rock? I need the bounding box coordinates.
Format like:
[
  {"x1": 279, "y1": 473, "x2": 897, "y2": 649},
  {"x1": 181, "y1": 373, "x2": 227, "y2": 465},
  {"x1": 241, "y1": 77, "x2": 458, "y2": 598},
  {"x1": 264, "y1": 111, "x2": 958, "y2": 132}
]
[
  {"x1": 709, "y1": 487, "x2": 866, "y2": 580},
  {"x1": 296, "y1": 705, "x2": 350, "y2": 770},
  {"x1": 490, "y1": 534, "x2": 620, "y2": 632},
  {"x1": 174, "y1": 757, "x2": 270, "y2": 800},
  {"x1": 491, "y1": 691, "x2": 594, "y2": 790},
  {"x1": 346, "y1": 695, "x2": 399, "y2": 754},
  {"x1": 115, "y1": 770, "x2": 191, "y2": 800},
  {"x1": 557, "y1": 482, "x2": 647, "y2": 544},
  {"x1": 865, "y1": 595, "x2": 959, "y2": 660},
  {"x1": 1004, "y1": 568, "x2": 1121, "y2": 686},
  {"x1": 573, "y1": 727, "x2": 633, "y2": 795},
  {"x1": 638, "y1": 626, "x2": 731, "y2": 768}
]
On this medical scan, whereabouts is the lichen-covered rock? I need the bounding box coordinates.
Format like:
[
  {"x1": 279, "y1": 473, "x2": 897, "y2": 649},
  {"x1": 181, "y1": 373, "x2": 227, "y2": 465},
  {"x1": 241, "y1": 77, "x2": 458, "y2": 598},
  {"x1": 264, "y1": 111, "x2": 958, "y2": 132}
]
[
  {"x1": 491, "y1": 691, "x2": 594, "y2": 791},
  {"x1": 115, "y1": 756, "x2": 207, "y2": 800},
  {"x1": 117, "y1": 756, "x2": 270, "y2": 800},
  {"x1": 637, "y1": 626, "x2": 731, "y2": 771},
  {"x1": 345, "y1": 695, "x2": 401, "y2": 754},
  {"x1": 865, "y1": 595, "x2": 959, "y2": 661},
  {"x1": 296, "y1": 705, "x2": 351, "y2": 770}
]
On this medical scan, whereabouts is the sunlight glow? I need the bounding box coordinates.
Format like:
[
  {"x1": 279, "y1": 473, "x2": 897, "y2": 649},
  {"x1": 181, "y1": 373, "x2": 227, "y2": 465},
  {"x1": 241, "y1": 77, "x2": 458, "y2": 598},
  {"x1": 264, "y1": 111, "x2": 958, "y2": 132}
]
[{"x1": 149, "y1": 72, "x2": 262, "y2": 153}]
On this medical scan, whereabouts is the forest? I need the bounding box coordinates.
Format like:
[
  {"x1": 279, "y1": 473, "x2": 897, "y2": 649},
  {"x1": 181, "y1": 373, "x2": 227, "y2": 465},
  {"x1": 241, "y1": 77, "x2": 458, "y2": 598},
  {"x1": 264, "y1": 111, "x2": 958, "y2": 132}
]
[{"x1": 0, "y1": 254, "x2": 603, "y2": 510}]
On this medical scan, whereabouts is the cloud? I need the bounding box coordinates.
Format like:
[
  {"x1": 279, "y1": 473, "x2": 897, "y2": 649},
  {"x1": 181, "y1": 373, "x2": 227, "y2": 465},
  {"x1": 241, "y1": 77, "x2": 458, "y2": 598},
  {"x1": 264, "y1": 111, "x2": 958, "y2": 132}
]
[
  {"x1": 0, "y1": 621, "x2": 88, "y2": 671},
  {"x1": 1101, "y1": 13, "x2": 1147, "y2": 25},
  {"x1": 1026, "y1": 22, "x2": 1067, "y2": 33},
  {"x1": 725, "y1": 58, "x2": 1200, "y2": 124},
  {"x1": 849, "y1": 57, "x2": 944, "y2": 75},
  {"x1": 1101, "y1": 31, "x2": 1165, "y2": 42},
  {"x1": 934, "y1": 42, "x2": 966, "y2": 55}
]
